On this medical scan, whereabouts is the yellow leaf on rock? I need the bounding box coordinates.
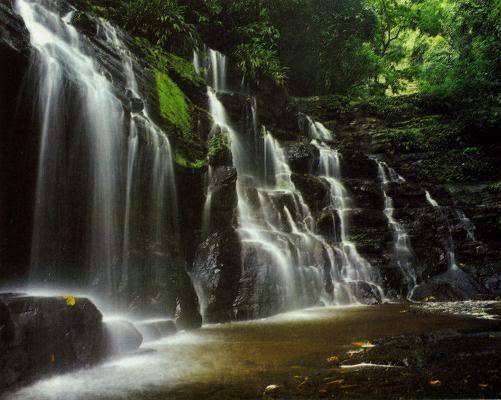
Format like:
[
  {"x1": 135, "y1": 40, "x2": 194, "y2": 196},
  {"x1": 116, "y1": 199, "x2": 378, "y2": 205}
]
[
  {"x1": 63, "y1": 295, "x2": 76, "y2": 306},
  {"x1": 429, "y1": 380, "x2": 442, "y2": 386},
  {"x1": 327, "y1": 356, "x2": 339, "y2": 364},
  {"x1": 351, "y1": 341, "x2": 375, "y2": 348}
]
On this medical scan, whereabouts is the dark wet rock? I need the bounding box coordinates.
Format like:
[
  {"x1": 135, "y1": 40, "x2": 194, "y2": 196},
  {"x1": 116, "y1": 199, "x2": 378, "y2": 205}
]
[
  {"x1": 128, "y1": 95, "x2": 144, "y2": 114},
  {"x1": 286, "y1": 142, "x2": 319, "y2": 174},
  {"x1": 175, "y1": 310, "x2": 203, "y2": 331},
  {"x1": 339, "y1": 152, "x2": 379, "y2": 180},
  {"x1": 206, "y1": 166, "x2": 238, "y2": 233},
  {"x1": 192, "y1": 229, "x2": 242, "y2": 323},
  {"x1": 345, "y1": 281, "x2": 382, "y2": 305},
  {"x1": 103, "y1": 319, "x2": 143, "y2": 355},
  {"x1": 217, "y1": 92, "x2": 248, "y2": 125},
  {"x1": 0, "y1": 294, "x2": 103, "y2": 395},
  {"x1": 411, "y1": 268, "x2": 486, "y2": 301},
  {"x1": 317, "y1": 206, "x2": 340, "y2": 239},
  {"x1": 344, "y1": 179, "x2": 385, "y2": 210},
  {"x1": 70, "y1": 10, "x2": 98, "y2": 36},
  {"x1": 291, "y1": 174, "x2": 329, "y2": 214}
]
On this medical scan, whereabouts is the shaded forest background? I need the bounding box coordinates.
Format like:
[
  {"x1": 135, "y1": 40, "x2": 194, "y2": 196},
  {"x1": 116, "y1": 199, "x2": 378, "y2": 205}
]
[{"x1": 86, "y1": 0, "x2": 500, "y2": 99}]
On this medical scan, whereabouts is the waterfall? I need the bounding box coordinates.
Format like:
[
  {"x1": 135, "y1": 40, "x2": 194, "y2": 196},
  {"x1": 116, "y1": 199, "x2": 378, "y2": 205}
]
[
  {"x1": 302, "y1": 115, "x2": 333, "y2": 141},
  {"x1": 199, "y1": 49, "x2": 332, "y2": 312},
  {"x1": 312, "y1": 140, "x2": 384, "y2": 303},
  {"x1": 16, "y1": 0, "x2": 179, "y2": 314},
  {"x1": 195, "y1": 48, "x2": 385, "y2": 312},
  {"x1": 375, "y1": 159, "x2": 417, "y2": 295},
  {"x1": 425, "y1": 190, "x2": 477, "y2": 271},
  {"x1": 425, "y1": 190, "x2": 459, "y2": 271}
]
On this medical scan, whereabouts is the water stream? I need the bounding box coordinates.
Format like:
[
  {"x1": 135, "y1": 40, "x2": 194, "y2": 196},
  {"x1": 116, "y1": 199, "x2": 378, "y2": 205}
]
[{"x1": 375, "y1": 159, "x2": 417, "y2": 295}]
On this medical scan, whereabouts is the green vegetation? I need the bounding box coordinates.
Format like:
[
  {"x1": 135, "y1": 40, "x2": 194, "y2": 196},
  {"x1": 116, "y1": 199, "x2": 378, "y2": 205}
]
[
  {"x1": 79, "y1": 0, "x2": 500, "y2": 171},
  {"x1": 153, "y1": 69, "x2": 191, "y2": 132},
  {"x1": 83, "y1": 0, "x2": 500, "y2": 98},
  {"x1": 207, "y1": 131, "x2": 230, "y2": 160}
]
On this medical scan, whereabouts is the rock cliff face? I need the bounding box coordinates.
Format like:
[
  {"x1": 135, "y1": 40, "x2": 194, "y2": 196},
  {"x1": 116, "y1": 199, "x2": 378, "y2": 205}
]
[
  {"x1": 296, "y1": 96, "x2": 501, "y2": 301},
  {"x1": 1, "y1": 0, "x2": 500, "y2": 332}
]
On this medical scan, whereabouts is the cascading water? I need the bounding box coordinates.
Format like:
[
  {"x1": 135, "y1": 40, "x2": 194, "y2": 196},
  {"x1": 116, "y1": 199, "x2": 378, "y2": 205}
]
[
  {"x1": 312, "y1": 140, "x2": 384, "y2": 303},
  {"x1": 15, "y1": 0, "x2": 179, "y2": 315},
  {"x1": 198, "y1": 48, "x2": 334, "y2": 313},
  {"x1": 375, "y1": 159, "x2": 417, "y2": 295},
  {"x1": 301, "y1": 114, "x2": 333, "y2": 141},
  {"x1": 196, "y1": 47, "x2": 385, "y2": 313}
]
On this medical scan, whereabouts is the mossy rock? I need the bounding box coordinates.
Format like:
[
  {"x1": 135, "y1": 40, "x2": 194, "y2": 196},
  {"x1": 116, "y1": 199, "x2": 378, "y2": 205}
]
[{"x1": 208, "y1": 130, "x2": 232, "y2": 167}]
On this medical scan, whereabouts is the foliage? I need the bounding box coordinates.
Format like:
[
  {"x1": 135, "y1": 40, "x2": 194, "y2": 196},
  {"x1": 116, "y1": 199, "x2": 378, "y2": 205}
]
[
  {"x1": 100, "y1": 0, "x2": 194, "y2": 50},
  {"x1": 264, "y1": 0, "x2": 376, "y2": 95},
  {"x1": 181, "y1": 0, "x2": 287, "y2": 86},
  {"x1": 207, "y1": 131, "x2": 230, "y2": 159},
  {"x1": 415, "y1": 0, "x2": 501, "y2": 96},
  {"x1": 86, "y1": 0, "x2": 500, "y2": 98}
]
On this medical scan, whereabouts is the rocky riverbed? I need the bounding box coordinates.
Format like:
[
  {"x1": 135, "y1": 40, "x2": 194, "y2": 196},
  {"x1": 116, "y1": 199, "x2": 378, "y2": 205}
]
[{"x1": 5, "y1": 302, "x2": 501, "y2": 400}]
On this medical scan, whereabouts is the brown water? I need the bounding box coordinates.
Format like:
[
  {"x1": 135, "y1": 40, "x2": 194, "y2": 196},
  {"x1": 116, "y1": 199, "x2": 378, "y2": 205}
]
[{"x1": 10, "y1": 304, "x2": 501, "y2": 400}]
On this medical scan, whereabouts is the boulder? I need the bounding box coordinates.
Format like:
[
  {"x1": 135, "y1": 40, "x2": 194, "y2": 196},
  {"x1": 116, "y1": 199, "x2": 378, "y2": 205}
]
[
  {"x1": 0, "y1": 294, "x2": 103, "y2": 395},
  {"x1": 286, "y1": 142, "x2": 319, "y2": 174},
  {"x1": 192, "y1": 229, "x2": 242, "y2": 323},
  {"x1": 102, "y1": 319, "x2": 143, "y2": 356},
  {"x1": 135, "y1": 320, "x2": 177, "y2": 342}
]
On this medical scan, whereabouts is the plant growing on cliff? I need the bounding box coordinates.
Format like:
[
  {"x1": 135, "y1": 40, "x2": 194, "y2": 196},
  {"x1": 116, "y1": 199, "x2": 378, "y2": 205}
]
[{"x1": 105, "y1": 0, "x2": 194, "y2": 49}]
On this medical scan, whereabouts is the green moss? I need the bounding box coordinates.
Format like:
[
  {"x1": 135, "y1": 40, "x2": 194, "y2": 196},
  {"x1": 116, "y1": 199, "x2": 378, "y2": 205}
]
[
  {"x1": 164, "y1": 53, "x2": 203, "y2": 85},
  {"x1": 174, "y1": 151, "x2": 207, "y2": 169},
  {"x1": 142, "y1": 41, "x2": 207, "y2": 169},
  {"x1": 153, "y1": 69, "x2": 192, "y2": 133},
  {"x1": 208, "y1": 131, "x2": 231, "y2": 159},
  {"x1": 487, "y1": 181, "x2": 501, "y2": 193}
]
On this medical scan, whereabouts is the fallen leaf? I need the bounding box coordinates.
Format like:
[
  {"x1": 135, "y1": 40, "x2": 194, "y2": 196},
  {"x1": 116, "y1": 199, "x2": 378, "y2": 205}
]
[
  {"x1": 340, "y1": 385, "x2": 357, "y2": 389},
  {"x1": 479, "y1": 384, "x2": 489, "y2": 389},
  {"x1": 325, "y1": 379, "x2": 344, "y2": 385},
  {"x1": 63, "y1": 295, "x2": 76, "y2": 306},
  {"x1": 429, "y1": 380, "x2": 442, "y2": 386},
  {"x1": 327, "y1": 355, "x2": 339, "y2": 364},
  {"x1": 297, "y1": 377, "x2": 309, "y2": 389},
  {"x1": 351, "y1": 341, "x2": 375, "y2": 348}
]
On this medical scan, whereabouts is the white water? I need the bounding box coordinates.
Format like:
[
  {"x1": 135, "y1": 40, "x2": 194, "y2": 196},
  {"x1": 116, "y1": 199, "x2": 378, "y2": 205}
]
[
  {"x1": 304, "y1": 115, "x2": 333, "y2": 141},
  {"x1": 196, "y1": 48, "x2": 385, "y2": 311},
  {"x1": 425, "y1": 190, "x2": 459, "y2": 271},
  {"x1": 199, "y1": 49, "x2": 335, "y2": 313},
  {"x1": 312, "y1": 140, "x2": 384, "y2": 303},
  {"x1": 16, "y1": 0, "x2": 178, "y2": 313},
  {"x1": 375, "y1": 160, "x2": 416, "y2": 294}
]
